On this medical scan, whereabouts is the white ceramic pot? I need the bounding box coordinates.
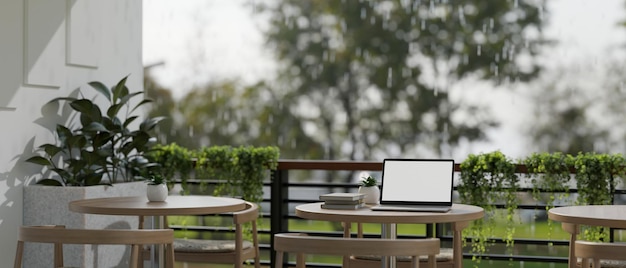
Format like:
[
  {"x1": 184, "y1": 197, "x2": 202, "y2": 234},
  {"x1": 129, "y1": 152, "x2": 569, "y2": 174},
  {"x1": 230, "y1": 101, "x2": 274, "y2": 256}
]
[
  {"x1": 358, "y1": 186, "x2": 380, "y2": 205},
  {"x1": 147, "y1": 184, "x2": 168, "y2": 202}
]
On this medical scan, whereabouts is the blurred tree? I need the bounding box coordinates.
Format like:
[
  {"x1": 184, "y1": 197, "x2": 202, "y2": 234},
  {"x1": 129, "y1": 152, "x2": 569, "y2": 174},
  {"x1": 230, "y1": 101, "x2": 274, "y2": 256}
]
[
  {"x1": 257, "y1": 0, "x2": 549, "y2": 160},
  {"x1": 524, "y1": 2, "x2": 626, "y2": 155},
  {"x1": 177, "y1": 80, "x2": 323, "y2": 158},
  {"x1": 525, "y1": 62, "x2": 626, "y2": 154},
  {"x1": 526, "y1": 83, "x2": 607, "y2": 154},
  {"x1": 143, "y1": 69, "x2": 193, "y2": 148},
  {"x1": 144, "y1": 70, "x2": 324, "y2": 159}
]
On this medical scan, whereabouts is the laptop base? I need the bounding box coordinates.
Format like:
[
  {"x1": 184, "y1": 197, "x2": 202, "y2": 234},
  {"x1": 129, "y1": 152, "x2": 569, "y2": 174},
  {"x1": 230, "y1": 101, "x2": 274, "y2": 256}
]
[{"x1": 370, "y1": 205, "x2": 451, "y2": 213}]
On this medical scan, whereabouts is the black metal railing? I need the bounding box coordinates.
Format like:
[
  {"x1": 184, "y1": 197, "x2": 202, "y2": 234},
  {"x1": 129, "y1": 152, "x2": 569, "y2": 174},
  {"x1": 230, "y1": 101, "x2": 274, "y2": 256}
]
[{"x1": 171, "y1": 159, "x2": 626, "y2": 267}]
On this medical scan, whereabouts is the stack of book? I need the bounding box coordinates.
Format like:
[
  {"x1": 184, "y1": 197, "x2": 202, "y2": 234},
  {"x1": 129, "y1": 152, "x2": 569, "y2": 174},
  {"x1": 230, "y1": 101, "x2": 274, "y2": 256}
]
[{"x1": 319, "y1": 193, "x2": 366, "y2": 210}]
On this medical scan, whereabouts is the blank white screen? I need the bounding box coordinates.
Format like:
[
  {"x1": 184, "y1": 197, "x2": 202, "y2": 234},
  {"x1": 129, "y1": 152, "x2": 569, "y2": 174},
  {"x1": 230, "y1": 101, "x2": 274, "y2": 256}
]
[{"x1": 381, "y1": 160, "x2": 453, "y2": 203}]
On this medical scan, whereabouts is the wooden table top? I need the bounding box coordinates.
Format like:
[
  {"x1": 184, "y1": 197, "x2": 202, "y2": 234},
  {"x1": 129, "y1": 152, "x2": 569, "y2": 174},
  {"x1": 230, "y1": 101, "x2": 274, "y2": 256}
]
[
  {"x1": 548, "y1": 205, "x2": 626, "y2": 228},
  {"x1": 296, "y1": 202, "x2": 484, "y2": 224},
  {"x1": 69, "y1": 195, "x2": 246, "y2": 216}
]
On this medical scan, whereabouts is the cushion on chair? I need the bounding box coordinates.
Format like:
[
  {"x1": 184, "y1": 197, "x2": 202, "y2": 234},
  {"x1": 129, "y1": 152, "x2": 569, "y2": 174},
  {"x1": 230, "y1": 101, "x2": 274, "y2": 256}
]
[
  {"x1": 353, "y1": 247, "x2": 453, "y2": 262},
  {"x1": 599, "y1": 260, "x2": 626, "y2": 268},
  {"x1": 174, "y1": 238, "x2": 253, "y2": 253},
  {"x1": 577, "y1": 259, "x2": 626, "y2": 268}
]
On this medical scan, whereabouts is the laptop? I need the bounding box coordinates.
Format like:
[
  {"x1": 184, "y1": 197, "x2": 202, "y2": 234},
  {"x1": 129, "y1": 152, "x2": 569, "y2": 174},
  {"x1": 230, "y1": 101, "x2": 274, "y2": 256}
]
[{"x1": 371, "y1": 159, "x2": 454, "y2": 213}]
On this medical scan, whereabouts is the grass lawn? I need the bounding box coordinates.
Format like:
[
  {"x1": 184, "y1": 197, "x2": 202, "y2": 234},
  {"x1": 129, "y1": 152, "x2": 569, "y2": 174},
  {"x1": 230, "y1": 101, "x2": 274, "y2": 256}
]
[
  {"x1": 168, "y1": 211, "x2": 577, "y2": 268},
  {"x1": 289, "y1": 216, "x2": 571, "y2": 240}
]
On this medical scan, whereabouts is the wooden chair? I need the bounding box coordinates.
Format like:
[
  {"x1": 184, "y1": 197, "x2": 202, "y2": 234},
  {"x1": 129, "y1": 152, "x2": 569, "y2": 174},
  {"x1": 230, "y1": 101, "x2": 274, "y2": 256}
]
[
  {"x1": 141, "y1": 201, "x2": 260, "y2": 268},
  {"x1": 14, "y1": 225, "x2": 175, "y2": 268},
  {"x1": 348, "y1": 223, "x2": 454, "y2": 268},
  {"x1": 576, "y1": 240, "x2": 626, "y2": 268},
  {"x1": 274, "y1": 233, "x2": 440, "y2": 268}
]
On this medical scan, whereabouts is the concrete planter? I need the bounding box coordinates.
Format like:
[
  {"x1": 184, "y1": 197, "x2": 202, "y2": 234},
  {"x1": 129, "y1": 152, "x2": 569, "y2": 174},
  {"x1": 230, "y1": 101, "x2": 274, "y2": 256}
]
[{"x1": 23, "y1": 181, "x2": 147, "y2": 267}]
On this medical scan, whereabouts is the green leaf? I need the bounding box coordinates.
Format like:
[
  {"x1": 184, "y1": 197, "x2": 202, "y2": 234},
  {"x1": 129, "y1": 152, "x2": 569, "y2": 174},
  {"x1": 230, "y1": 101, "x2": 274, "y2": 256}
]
[
  {"x1": 56, "y1": 125, "x2": 72, "y2": 141},
  {"x1": 119, "y1": 91, "x2": 142, "y2": 104},
  {"x1": 83, "y1": 122, "x2": 109, "y2": 132},
  {"x1": 82, "y1": 173, "x2": 104, "y2": 186},
  {"x1": 41, "y1": 144, "x2": 63, "y2": 157},
  {"x1": 88, "y1": 81, "x2": 112, "y2": 101},
  {"x1": 36, "y1": 179, "x2": 63, "y2": 186},
  {"x1": 107, "y1": 103, "x2": 124, "y2": 119},
  {"x1": 119, "y1": 140, "x2": 136, "y2": 156},
  {"x1": 140, "y1": 116, "x2": 166, "y2": 132},
  {"x1": 92, "y1": 132, "x2": 114, "y2": 148},
  {"x1": 132, "y1": 132, "x2": 151, "y2": 148},
  {"x1": 66, "y1": 135, "x2": 87, "y2": 149},
  {"x1": 102, "y1": 117, "x2": 123, "y2": 132},
  {"x1": 70, "y1": 99, "x2": 103, "y2": 122},
  {"x1": 47, "y1": 97, "x2": 77, "y2": 105},
  {"x1": 130, "y1": 99, "x2": 153, "y2": 114},
  {"x1": 51, "y1": 168, "x2": 71, "y2": 181},
  {"x1": 112, "y1": 76, "x2": 130, "y2": 103},
  {"x1": 122, "y1": 116, "x2": 139, "y2": 128},
  {"x1": 94, "y1": 146, "x2": 113, "y2": 158},
  {"x1": 25, "y1": 156, "x2": 52, "y2": 166}
]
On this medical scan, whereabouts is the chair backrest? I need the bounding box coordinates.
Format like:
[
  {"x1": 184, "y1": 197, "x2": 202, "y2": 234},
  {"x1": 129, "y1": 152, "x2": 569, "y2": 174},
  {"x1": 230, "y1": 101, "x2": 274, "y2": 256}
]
[
  {"x1": 14, "y1": 225, "x2": 175, "y2": 268},
  {"x1": 575, "y1": 240, "x2": 626, "y2": 268},
  {"x1": 273, "y1": 233, "x2": 440, "y2": 268},
  {"x1": 230, "y1": 201, "x2": 260, "y2": 267},
  {"x1": 233, "y1": 201, "x2": 259, "y2": 224},
  {"x1": 163, "y1": 201, "x2": 258, "y2": 246}
]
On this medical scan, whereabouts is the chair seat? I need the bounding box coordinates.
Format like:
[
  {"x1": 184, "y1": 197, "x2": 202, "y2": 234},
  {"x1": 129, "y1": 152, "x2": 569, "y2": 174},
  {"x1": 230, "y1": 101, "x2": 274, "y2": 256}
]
[
  {"x1": 352, "y1": 247, "x2": 454, "y2": 262},
  {"x1": 174, "y1": 238, "x2": 253, "y2": 253},
  {"x1": 578, "y1": 259, "x2": 626, "y2": 268}
]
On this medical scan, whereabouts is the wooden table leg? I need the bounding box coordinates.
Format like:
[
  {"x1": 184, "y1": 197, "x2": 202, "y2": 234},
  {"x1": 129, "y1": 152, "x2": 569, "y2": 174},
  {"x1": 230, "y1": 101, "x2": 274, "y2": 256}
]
[
  {"x1": 342, "y1": 222, "x2": 351, "y2": 267},
  {"x1": 452, "y1": 221, "x2": 470, "y2": 268},
  {"x1": 343, "y1": 222, "x2": 351, "y2": 238},
  {"x1": 561, "y1": 223, "x2": 579, "y2": 268}
]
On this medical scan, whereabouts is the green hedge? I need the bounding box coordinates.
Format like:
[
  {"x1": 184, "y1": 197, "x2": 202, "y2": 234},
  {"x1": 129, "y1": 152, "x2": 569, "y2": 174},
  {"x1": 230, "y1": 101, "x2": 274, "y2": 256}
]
[
  {"x1": 459, "y1": 151, "x2": 626, "y2": 266},
  {"x1": 147, "y1": 143, "x2": 279, "y2": 204}
]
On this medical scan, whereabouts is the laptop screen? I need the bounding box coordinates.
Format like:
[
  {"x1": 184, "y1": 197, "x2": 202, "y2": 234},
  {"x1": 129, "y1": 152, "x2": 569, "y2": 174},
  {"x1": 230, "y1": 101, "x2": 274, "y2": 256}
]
[{"x1": 379, "y1": 159, "x2": 454, "y2": 205}]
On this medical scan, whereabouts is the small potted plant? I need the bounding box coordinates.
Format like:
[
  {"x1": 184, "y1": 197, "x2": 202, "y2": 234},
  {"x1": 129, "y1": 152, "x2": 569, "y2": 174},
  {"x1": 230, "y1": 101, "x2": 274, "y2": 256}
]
[
  {"x1": 145, "y1": 173, "x2": 168, "y2": 202},
  {"x1": 358, "y1": 173, "x2": 380, "y2": 204}
]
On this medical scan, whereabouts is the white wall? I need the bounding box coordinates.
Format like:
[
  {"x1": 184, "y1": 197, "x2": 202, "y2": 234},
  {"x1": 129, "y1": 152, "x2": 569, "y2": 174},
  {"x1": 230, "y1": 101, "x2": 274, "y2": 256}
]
[{"x1": 0, "y1": 0, "x2": 143, "y2": 264}]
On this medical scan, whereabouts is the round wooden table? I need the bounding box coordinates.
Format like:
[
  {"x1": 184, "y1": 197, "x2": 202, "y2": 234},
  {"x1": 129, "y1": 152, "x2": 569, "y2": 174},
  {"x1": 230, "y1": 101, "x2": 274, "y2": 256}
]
[
  {"x1": 69, "y1": 195, "x2": 246, "y2": 217},
  {"x1": 69, "y1": 195, "x2": 246, "y2": 268},
  {"x1": 296, "y1": 202, "x2": 484, "y2": 268},
  {"x1": 549, "y1": 205, "x2": 626, "y2": 268}
]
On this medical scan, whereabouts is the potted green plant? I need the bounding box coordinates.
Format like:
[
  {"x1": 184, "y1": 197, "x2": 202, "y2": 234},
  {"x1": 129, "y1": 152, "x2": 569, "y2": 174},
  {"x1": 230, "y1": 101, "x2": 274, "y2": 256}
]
[
  {"x1": 145, "y1": 173, "x2": 168, "y2": 202},
  {"x1": 358, "y1": 173, "x2": 379, "y2": 205},
  {"x1": 22, "y1": 75, "x2": 164, "y2": 267},
  {"x1": 145, "y1": 143, "x2": 194, "y2": 194},
  {"x1": 25, "y1": 75, "x2": 164, "y2": 186}
]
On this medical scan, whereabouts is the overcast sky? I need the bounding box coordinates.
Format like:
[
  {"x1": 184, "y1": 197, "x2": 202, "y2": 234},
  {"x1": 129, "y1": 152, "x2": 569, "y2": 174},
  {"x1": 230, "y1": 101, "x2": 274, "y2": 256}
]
[
  {"x1": 143, "y1": 0, "x2": 626, "y2": 94},
  {"x1": 143, "y1": 0, "x2": 273, "y2": 98}
]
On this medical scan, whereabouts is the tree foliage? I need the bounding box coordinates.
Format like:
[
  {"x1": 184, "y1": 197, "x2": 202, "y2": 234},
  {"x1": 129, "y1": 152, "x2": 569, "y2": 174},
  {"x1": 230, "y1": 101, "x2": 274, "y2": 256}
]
[
  {"x1": 144, "y1": 73, "x2": 324, "y2": 159},
  {"x1": 524, "y1": 62, "x2": 626, "y2": 154},
  {"x1": 258, "y1": 0, "x2": 549, "y2": 159},
  {"x1": 145, "y1": 1, "x2": 551, "y2": 163}
]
